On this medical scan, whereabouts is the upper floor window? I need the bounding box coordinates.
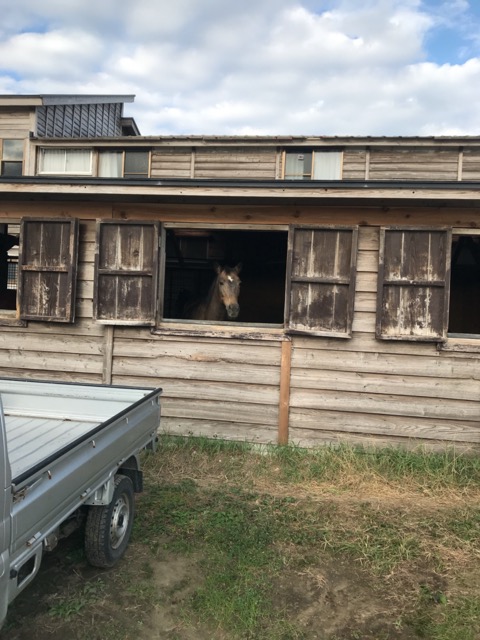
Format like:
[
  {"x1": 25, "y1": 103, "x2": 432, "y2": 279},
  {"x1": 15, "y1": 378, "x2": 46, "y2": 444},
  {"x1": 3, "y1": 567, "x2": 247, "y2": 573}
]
[
  {"x1": 98, "y1": 150, "x2": 149, "y2": 178},
  {"x1": 38, "y1": 148, "x2": 92, "y2": 175},
  {"x1": 284, "y1": 150, "x2": 342, "y2": 180},
  {"x1": 1, "y1": 139, "x2": 23, "y2": 176}
]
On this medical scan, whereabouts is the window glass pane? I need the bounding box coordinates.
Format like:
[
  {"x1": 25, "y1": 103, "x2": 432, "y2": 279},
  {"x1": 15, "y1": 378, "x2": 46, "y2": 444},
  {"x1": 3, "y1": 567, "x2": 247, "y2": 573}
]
[
  {"x1": 39, "y1": 149, "x2": 91, "y2": 174},
  {"x1": 65, "y1": 149, "x2": 91, "y2": 173},
  {"x1": 312, "y1": 152, "x2": 342, "y2": 179},
  {"x1": 3, "y1": 139, "x2": 23, "y2": 160},
  {"x1": 124, "y1": 151, "x2": 149, "y2": 177},
  {"x1": 98, "y1": 151, "x2": 122, "y2": 177},
  {"x1": 40, "y1": 149, "x2": 66, "y2": 173},
  {"x1": 285, "y1": 152, "x2": 311, "y2": 179},
  {"x1": 2, "y1": 162, "x2": 22, "y2": 176}
]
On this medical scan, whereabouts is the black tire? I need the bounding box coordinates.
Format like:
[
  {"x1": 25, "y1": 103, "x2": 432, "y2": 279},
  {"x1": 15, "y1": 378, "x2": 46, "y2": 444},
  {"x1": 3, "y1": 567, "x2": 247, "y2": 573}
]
[{"x1": 84, "y1": 474, "x2": 135, "y2": 568}]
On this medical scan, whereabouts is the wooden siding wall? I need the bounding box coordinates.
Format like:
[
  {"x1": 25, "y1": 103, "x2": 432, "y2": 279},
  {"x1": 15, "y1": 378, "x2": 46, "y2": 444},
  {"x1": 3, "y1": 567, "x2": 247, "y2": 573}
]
[
  {"x1": 0, "y1": 109, "x2": 32, "y2": 136},
  {"x1": 342, "y1": 149, "x2": 367, "y2": 179},
  {"x1": 368, "y1": 148, "x2": 460, "y2": 180},
  {"x1": 289, "y1": 226, "x2": 480, "y2": 450},
  {"x1": 194, "y1": 147, "x2": 277, "y2": 179},
  {"x1": 151, "y1": 148, "x2": 193, "y2": 178},
  {"x1": 148, "y1": 145, "x2": 475, "y2": 181},
  {"x1": 0, "y1": 202, "x2": 479, "y2": 450},
  {"x1": 462, "y1": 149, "x2": 480, "y2": 180},
  {"x1": 111, "y1": 330, "x2": 282, "y2": 444}
]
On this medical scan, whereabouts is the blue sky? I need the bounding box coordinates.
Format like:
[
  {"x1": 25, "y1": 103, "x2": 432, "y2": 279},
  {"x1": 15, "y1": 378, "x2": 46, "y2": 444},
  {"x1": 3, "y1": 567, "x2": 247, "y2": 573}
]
[{"x1": 0, "y1": 0, "x2": 480, "y2": 136}]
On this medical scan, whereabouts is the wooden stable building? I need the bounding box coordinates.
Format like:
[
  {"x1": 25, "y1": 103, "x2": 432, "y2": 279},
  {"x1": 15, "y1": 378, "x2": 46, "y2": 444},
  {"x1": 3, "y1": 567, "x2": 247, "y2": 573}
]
[{"x1": 0, "y1": 94, "x2": 479, "y2": 450}]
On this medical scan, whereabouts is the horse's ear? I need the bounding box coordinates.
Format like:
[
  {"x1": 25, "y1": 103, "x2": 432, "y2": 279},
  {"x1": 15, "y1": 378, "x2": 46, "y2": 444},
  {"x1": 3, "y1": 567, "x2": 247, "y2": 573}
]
[
  {"x1": 234, "y1": 262, "x2": 242, "y2": 274},
  {"x1": 213, "y1": 262, "x2": 221, "y2": 274}
]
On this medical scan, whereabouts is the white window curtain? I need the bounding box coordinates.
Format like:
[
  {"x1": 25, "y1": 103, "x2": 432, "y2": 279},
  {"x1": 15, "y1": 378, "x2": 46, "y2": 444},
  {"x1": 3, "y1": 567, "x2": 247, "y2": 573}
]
[
  {"x1": 285, "y1": 153, "x2": 309, "y2": 179},
  {"x1": 39, "y1": 149, "x2": 92, "y2": 174},
  {"x1": 312, "y1": 152, "x2": 342, "y2": 179},
  {"x1": 65, "y1": 149, "x2": 91, "y2": 173},
  {"x1": 98, "y1": 151, "x2": 123, "y2": 177}
]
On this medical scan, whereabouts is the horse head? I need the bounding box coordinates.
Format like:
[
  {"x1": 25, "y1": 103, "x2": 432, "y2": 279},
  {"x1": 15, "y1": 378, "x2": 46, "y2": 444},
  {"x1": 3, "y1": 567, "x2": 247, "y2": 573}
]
[{"x1": 215, "y1": 262, "x2": 242, "y2": 319}]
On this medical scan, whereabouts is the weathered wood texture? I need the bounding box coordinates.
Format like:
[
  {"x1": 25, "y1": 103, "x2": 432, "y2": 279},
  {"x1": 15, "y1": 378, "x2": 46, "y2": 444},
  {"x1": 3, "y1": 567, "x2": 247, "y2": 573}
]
[
  {"x1": 150, "y1": 148, "x2": 192, "y2": 178},
  {"x1": 462, "y1": 149, "x2": 480, "y2": 180},
  {"x1": 288, "y1": 227, "x2": 357, "y2": 337},
  {"x1": 19, "y1": 219, "x2": 79, "y2": 322},
  {"x1": 342, "y1": 149, "x2": 367, "y2": 179},
  {"x1": 111, "y1": 332, "x2": 282, "y2": 443},
  {"x1": 288, "y1": 226, "x2": 480, "y2": 448},
  {"x1": 376, "y1": 228, "x2": 451, "y2": 341},
  {"x1": 0, "y1": 109, "x2": 32, "y2": 132},
  {"x1": 194, "y1": 147, "x2": 277, "y2": 179},
  {"x1": 368, "y1": 148, "x2": 460, "y2": 180},
  {"x1": 0, "y1": 208, "x2": 478, "y2": 449},
  {"x1": 94, "y1": 221, "x2": 158, "y2": 324}
]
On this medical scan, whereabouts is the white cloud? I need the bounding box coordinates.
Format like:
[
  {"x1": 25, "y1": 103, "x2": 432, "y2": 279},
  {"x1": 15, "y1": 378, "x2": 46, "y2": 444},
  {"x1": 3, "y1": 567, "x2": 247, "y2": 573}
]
[
  {"x1": 0, "y1": 30, "x2": 104, "y2": 79},
  {"x1": 0, "y1": 0, "x2": 479, "y2": 135}
]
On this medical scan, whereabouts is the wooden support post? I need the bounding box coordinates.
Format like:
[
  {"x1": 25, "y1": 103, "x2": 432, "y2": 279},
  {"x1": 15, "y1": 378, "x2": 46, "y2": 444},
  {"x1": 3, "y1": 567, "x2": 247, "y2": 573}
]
[
  {"x1": 102, "y1": 325, "x2": 114, "y2": 385},
  {"x1": 278, "y1": 338, "x2": 292, "y2": 445}
]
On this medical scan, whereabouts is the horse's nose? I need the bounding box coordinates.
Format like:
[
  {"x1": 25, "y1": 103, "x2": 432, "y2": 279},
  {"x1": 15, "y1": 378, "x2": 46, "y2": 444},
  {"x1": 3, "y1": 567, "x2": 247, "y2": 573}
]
[{"x1": 227, "y1": 303, "x2": 239, "y2": 319}]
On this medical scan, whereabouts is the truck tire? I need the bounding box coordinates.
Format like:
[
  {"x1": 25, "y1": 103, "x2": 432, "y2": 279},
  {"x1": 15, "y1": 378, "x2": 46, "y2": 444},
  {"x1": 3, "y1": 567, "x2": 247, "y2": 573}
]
[{"x1": 84, "y1": 474, "x2": 135, "y2": 568}]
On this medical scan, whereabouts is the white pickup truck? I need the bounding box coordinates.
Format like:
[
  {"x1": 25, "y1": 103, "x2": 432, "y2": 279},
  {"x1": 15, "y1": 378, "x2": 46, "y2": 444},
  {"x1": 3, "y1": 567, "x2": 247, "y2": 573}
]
[{"x1": 0, "y1": 377, "x2": 162, "y2": 629}]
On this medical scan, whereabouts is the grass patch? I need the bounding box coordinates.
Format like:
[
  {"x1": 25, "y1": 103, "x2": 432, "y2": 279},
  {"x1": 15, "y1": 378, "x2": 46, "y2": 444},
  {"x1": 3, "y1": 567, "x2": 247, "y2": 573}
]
[
  {"x1": 6, "y1": 435, "x2": 480, "y2": 640},
  {"x1": 153, "y1": 434, "x2": 480, "y2": 492},
  {"x1": 136, "y1": 436, "x2": 480, "y2": 638}
]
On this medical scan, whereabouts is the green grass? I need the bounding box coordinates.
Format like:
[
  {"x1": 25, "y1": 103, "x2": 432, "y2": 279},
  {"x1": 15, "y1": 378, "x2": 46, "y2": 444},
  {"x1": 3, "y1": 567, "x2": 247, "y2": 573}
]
[
  {"x1": 135, "y1": 436, "x2": 480, "y2": 639},
  {"x1": 156, "y1": 434, "x2": 480, "y2": 490},
  {"x1": 6, "y1": 435, "x2": 480, "y2": 639},
  {"x1": 48, "y1": 579, "x2": 106, "y2": 620}
]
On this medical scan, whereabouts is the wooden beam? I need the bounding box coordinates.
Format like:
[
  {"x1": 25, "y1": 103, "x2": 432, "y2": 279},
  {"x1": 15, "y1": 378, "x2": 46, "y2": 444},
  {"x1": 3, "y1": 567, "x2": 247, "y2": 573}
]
[
  {"x1": 278, "y1": 338, "x2": 292, "y2": 445},
  {"x1": 103, "y1": 325, "x2": 114, "y2": 384}
]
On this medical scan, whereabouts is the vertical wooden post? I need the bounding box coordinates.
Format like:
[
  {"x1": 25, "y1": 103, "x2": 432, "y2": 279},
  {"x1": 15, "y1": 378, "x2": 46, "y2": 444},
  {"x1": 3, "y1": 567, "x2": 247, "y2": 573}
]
[
  {"x1": 278, "y1": 338, "x2": 292, "y2": 445},
  {"x1": 102, "y1": 325, "x2": 114, "y2": 385}
]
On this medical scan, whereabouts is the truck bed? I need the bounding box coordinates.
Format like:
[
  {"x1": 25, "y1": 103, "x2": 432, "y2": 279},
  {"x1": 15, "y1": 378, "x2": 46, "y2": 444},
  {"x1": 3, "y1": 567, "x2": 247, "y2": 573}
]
[{"x1": 1, "y1": 379, "x2": 159, "y2": 483}]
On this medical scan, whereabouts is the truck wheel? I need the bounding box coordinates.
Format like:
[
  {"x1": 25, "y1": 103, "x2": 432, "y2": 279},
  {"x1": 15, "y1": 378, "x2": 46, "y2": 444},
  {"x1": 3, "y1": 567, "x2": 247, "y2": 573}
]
[{"x1": 85, "y1": 474, "x2": 135, "y2": 568}]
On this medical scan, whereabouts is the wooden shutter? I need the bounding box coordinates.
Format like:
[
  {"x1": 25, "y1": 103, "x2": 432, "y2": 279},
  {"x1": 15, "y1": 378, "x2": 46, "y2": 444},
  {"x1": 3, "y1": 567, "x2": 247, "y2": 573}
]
[
  {"x1": 376, "y1": 227, "x2": 451, "y2": 341},
  {"x1": 286, "y1": 226, "x2": 358, "y2": 337},
  {"x1": 94, "y1": 221, "x2": 158, "y2": 325},
  {"x1": 18, "y1": 218, "x2": 79, "y2": 322}
]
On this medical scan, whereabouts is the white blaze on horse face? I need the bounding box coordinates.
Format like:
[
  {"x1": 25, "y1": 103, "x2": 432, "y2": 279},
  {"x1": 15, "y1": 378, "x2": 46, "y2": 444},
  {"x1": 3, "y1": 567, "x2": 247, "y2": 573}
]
[{"x1": 218, "y1": 268, "x2": 240, "y2": 319}]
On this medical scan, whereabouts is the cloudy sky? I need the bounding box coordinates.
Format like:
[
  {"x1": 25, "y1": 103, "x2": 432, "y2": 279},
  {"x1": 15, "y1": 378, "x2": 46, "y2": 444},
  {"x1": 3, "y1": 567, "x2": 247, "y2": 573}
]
[{"x1": 1, "y1": 0, "x2": 480, "y2": 136}]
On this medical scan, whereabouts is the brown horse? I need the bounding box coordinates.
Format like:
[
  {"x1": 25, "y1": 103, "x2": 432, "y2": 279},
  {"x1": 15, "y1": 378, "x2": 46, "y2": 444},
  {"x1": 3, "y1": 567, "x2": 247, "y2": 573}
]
[{"x1": 186, "y1": 263, "x2": 242, "y2": 321}]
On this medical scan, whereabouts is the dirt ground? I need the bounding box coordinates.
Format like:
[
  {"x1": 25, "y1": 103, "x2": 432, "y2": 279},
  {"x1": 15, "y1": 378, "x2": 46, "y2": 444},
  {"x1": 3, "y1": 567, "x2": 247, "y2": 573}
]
[
  {"x1": 2, "y1": 533, "x2": 423, "y2": 640},
  {"x1": 2, "y1": 449, "x2": 476, "y2": 640}
]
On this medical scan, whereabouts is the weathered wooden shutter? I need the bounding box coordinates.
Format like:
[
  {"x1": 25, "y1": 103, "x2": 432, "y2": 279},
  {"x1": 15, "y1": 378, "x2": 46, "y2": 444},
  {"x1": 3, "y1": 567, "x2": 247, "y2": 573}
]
[
  {"x1": 376, "y1": 227, "x2": 451, "y2": 341},
  {"x1": 286, "y1": 226, "x2": 358, "y2": 337},
  {"x1": 18, "y1": 218, "x2": 79, "y2": 322},
  {"x1": 94, "y1": 221, "x2": 158, "y2": 325}
]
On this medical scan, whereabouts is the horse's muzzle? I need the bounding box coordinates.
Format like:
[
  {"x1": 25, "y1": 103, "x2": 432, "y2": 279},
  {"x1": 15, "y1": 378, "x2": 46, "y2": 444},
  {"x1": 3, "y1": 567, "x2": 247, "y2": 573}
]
[{"x1": 226, "y1": 304, "x2": 240, "y2": 319}]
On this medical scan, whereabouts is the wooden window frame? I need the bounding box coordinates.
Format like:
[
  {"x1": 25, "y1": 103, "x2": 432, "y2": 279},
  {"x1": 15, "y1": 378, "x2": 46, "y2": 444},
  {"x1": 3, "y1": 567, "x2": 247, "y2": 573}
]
[
  {"x1": 285, "y1": 225, "x2": 358, "y2": 338},
  {"x1": 94, "y1": 220, "x2": 159, "y2": 325},
  {"x1": 17, "y1": 218, "x2": 79, "y2": 323},
  {"x1": 376, "y1": 227, "x2": 452, "y2": 342}
]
